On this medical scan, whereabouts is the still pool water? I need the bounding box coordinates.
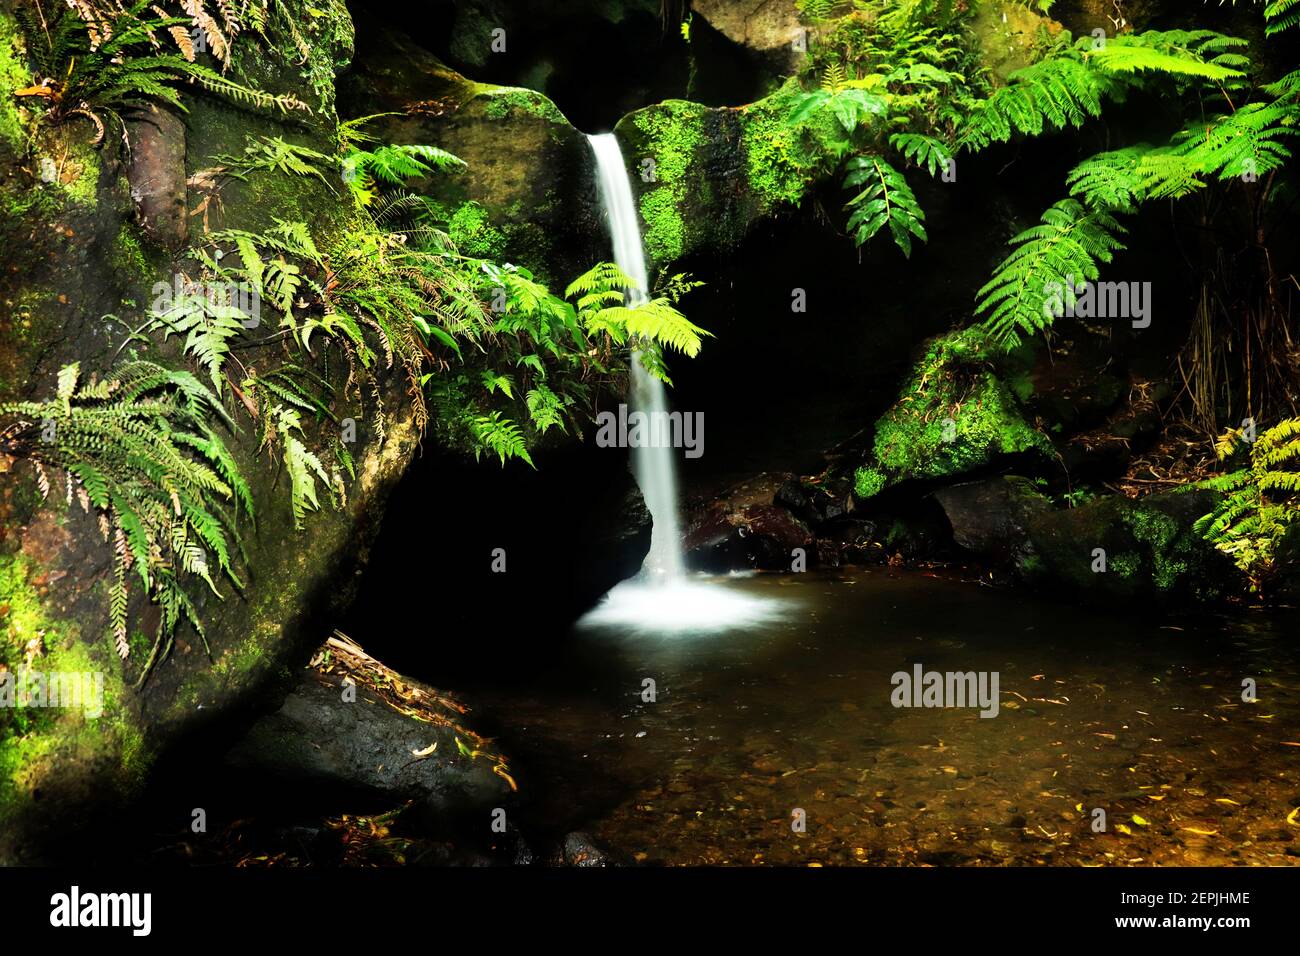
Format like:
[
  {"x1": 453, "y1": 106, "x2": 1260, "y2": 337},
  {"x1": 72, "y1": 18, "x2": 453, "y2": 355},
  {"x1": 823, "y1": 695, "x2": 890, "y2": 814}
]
[{"x1": 464, "y1": 567, "x2": 1300, "y2": 866}]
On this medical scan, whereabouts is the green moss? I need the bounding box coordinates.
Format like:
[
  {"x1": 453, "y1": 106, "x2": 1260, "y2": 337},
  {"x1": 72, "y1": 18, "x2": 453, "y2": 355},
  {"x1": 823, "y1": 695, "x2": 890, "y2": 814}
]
[
  {"x1": 639, "y1": 189, "x2": 687, "y2": 265},
  {"x1": 111, "y1": 221, "x2": 159, "y2": 291},
  {"x1": 860, "y1": 328, "x2": 1051, "y2": 495},
  {"x1": 854, "y1": 465, "x2": 887, "y2": 500},
  {"x1": 1110, "y1": 551, "x2": 1141, "y2": 579},
  {"x1": 0, "y1": 554, "x2": 148, "y2": 826},
  {"x1": 631, "y1": 100, "x2": 707, "y2": 267},
  {"x1": 1125, "y1": 507, "x2": 1191, "y2": 591},
  {"x1": 480, "y1": 88, "x2": 565, "y2": 123},
  {"x1": 0, "y1": 11, "x2": 30, "y2": 158},
  {"x1": 737, "y1": 78, "x2": 831, "y2": 209}
]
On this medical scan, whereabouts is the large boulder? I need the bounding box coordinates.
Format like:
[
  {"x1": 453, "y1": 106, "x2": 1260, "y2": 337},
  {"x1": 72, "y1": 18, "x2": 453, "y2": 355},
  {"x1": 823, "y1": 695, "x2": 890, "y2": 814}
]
[
  {"x1": 225, "y1": 639, "x2": 514, "y2": 824},
  {"x1": 612, "y1": 78, "x2": 840, "y2": 267},
  {"x1": 0, "y1": 5, "x2": 645, "y2": 864}
]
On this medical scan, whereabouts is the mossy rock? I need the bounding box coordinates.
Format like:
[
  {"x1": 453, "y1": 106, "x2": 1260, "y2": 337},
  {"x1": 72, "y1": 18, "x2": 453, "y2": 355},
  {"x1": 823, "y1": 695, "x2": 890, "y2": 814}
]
[
  {"x1": 853, "y1": 329, "x2": 1053, "y2": 501},
  {"x1": 339, "y1": 30, "x2": 599, "y2": 282},
  {"x1": 1021, "y1": 488, "x2": 1238, "y2": 604},
  {"x1": 612, "y1": 77, "x2": 839, "y2": 269},
  {"x1": 0, "y1": 8, "x2": 423, "y2": 863}
]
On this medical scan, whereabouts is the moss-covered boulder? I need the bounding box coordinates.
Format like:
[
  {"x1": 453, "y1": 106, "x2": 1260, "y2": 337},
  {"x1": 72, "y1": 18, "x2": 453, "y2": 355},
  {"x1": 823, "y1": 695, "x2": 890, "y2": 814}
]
[
  {"x1": 1021, "y1": 489, "x2": 1238, "y2": 603},
  {"x1": 0, "y1": 4, "x2": 639, "y2": 864},
  {"x1": 853, "y1": 329, "x2": 1053, "y2": 502},
  {"x1": 612, "y1": 78, "x2": 838, "y2": 267},
  {"x1": 338, "y1": 29, "x2": 600, "y2": 282}
]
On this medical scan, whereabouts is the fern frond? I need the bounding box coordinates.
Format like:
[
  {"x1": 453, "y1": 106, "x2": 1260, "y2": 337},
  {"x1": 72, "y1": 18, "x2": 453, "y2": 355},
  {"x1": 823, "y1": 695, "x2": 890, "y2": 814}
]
[{"x1": 975, "y1": 198, "x2": 1127, "y2": 348}]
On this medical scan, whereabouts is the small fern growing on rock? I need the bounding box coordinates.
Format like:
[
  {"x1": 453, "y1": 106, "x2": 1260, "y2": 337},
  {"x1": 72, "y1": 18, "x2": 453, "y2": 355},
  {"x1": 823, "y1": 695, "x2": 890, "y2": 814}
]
[{"x1": 0, "y1": 360, "x2": 251, "y2": 686}]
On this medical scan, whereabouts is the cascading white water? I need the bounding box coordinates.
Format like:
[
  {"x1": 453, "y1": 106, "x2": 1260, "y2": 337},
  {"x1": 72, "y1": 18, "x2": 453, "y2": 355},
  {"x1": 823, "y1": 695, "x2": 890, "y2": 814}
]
[
  {"x1": 579, "y1": 133, "x2": 784, "y2": 635},
  {"x1": 588, "y1": 133, "x2": 685, "y2": 581}
]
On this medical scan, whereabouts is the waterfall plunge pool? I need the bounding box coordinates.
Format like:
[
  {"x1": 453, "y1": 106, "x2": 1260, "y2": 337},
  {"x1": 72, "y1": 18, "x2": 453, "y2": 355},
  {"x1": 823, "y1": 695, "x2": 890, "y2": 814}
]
[
  {"x1": 465, "y1": 566, "x2": 1300, "y2": 866},
  {"x1": 577, "y1": 572, "x2": 788, "y2": 636}
]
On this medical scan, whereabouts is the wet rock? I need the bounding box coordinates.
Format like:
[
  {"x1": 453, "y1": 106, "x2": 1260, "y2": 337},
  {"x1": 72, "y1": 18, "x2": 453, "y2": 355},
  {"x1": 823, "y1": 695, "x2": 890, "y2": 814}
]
[
  {"x1": 852, "y1": 330, "x2": 1053, "y2": 503},
  {"x1": 126, "y1": 105, "x2": 187, "y2": 249},
  {"x1": 969, "y1": 2, "x2": 1064, "y2": 85},
  {"x1": 1051, "y1": 0, "x2": 1161, "y2": 35},
  {"x1": 612, "y1": 78, "x2": 838, "y2": 266},
  {"x1": 1269, "y1": 524, "x2": 1300, "y2": 603},
  {"x1": 934, "y1": 476, "x2": 1052, "y2": 565},
  {"x1": 339, "y1": 29, "x2": 601, "y2": 281},
  {"x1": 692, "y1": 0, "x2": 804, "y2": 81},
  {"x1": 684, "y1": 472, "x2": 814, "y2": 572},
  {"x1": 225, "y1": 670, "x2": 513, "y2": 825},
  {"x1": 551, "y1": 831, "x2": 623, "y2": 867}
]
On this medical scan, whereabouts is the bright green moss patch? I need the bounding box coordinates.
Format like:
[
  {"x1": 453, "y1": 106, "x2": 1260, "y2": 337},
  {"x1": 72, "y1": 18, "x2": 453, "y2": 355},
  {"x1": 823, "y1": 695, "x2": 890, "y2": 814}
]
[
  {"x1": 0, "y1": 11, "x2": 30, "y2": 158},
  {"x1": 480, "y1": 88, "x2": 565, "y2": 123},
  {"x1": 738, "y1": 78, "x2": 835, "y2": 209},
  {"x1": 0, "y1": 553, "x2": 148, "y2": 826},
  {"x1": 854, "y1": 465, "x2": 887, "y2": 499},
  {"x1": 855, "y1": 328, "x2": 1051, "y2": 499},
  {"x1": 631, "y1": 100, "x2": 707, "y2": 266}
]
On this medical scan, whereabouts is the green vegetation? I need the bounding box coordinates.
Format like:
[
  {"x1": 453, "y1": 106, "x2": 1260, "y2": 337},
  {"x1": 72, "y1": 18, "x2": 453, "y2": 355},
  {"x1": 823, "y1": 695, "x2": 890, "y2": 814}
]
[
  {"x1": 14, "y1": 0, "x2": 307, "y2": 146},
  {"x1": 630, "y1": 100, "x2": 707, "y2": 264},
  {"x1": 853, "y1": 329, "x2": 1050, "y2": 499},
  {"x1": 0, "y1": 361, "x2": 250, "y2": 686},
  {"x1": 1195, "y1": 419, "x2": 1300, "y2": 585},
  {"x1": 481, "y1": 88, "x2": 565, "y2": 122}
]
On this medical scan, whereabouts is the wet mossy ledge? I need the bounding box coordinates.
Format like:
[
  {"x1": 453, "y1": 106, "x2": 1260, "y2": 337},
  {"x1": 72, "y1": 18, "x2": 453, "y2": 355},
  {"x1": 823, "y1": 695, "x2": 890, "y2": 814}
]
[{"x1": 613, "y1": 78, "x2": 842, "y2": 268}]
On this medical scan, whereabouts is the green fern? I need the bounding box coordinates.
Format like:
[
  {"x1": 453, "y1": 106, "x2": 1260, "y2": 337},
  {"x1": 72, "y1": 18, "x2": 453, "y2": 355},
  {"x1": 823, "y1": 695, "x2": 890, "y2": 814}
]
[
  {"x1": 889, "y1": 132, "x2": 953, "y2": 177},
  {"x1": 1265, "y1": 0, "x2": 1300, "y2": 35},
  {"x1": 975, "y1": 199, "x2": 1127, "y2": 348},
  {"x1": 843, "y1": 155, "x2": 927, "y2": 256},
  {"x1": 1169, "y1": 101, "x2": 1297, "y2": 180},
  {"x1": 265, "y1": 406, "x2": 331, "y2": 530},
  {"x1": 1066, "y1": 145, "x2": 1206, "y2": 208},
  {"x1": 14, "y1": 0, "x2": 307, "y2": 144},
  {"x1": 343, "y1": 144, "x2": 466, "y2": 206},
  {"x1": 470, "y1": 411, "x2": 534, "y2": 467},
  {"x1": 147, "y1": 289, "x2": 250, "y2": 393},
  {"x1": 0, "y1": 360, "x2": 251, "y2": 687},
  {"x1": 1195, "y1": 417, "x2": 1300, "y2": 579}
]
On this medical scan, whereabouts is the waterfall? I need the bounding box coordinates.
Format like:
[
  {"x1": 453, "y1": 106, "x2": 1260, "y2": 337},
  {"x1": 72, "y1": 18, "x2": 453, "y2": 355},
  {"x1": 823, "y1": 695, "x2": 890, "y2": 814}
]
[{"x1": 588, "y1": 133, "x2": 685, "y2": 582}]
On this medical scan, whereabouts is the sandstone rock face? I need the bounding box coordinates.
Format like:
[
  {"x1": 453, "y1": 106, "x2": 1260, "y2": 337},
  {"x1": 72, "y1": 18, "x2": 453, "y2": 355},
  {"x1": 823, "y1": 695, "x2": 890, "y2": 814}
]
[
  {"x1": 692, "y1": 0, "x2": 805, "y2": 77},
  {"x1": 969, "y1": 2, "x2": 1065, "y2": 85}
]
